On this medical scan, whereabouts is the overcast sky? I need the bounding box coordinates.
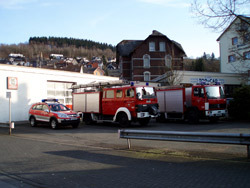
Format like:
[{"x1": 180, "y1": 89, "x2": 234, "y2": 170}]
[{"x1": 0, "y1": 0, "x2": 234, "y2": 58}]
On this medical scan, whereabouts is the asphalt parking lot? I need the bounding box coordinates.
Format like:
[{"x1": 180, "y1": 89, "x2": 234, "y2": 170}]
[{"x1": 0, "y1": 120, "x2": 250, "y2": 187}]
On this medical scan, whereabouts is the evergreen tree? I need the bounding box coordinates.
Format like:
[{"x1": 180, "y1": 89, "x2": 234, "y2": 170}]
[
  {"x1": 194, "y1": 58, "x2": 204, "y2": 71},
  {"x1": 203, "y1": 52, "x2": 207, "y2": 60},
  {"x1": 102, "y1": 55, "x2": 107, "y2": 66},
  {"x1": 228, "y1": 86, "x2": 250, "y2": 120},
  {"x1": 211, "y1": 52, "x2": 215, "y2": 60},
  {"x1": 102, "y1": 55, "x2": 108, "y2": 75}
]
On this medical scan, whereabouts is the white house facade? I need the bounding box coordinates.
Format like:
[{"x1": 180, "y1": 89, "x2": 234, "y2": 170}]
[{"x1": 217, "y1": 16, "x2": 250, "y2": 74}]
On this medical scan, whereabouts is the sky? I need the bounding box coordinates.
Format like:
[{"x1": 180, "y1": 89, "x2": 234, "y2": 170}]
[{"x1": 0, "y1": 0, "x2": 230, "y2": 58}]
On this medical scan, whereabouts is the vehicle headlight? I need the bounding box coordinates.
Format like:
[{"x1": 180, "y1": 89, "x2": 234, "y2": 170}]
[{"x1": 58, "y1": 113, "x2": 68, "y2": 118}]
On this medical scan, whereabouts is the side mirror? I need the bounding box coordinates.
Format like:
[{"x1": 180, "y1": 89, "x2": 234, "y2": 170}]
[
  {"x1": 136, "y1": 93, "x2": 141, "y2": 99},
  {"x1": 44, "y1": 109, "x2": 49, "y2": 113}
]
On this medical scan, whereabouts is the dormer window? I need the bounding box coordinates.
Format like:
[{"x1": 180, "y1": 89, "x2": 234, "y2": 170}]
[
  {"x1": 149, "y1": 42, "x2": 155, "y2": 52},
  {"x1": 159, "y1": 42, "x2": 166, "y2": 52}
]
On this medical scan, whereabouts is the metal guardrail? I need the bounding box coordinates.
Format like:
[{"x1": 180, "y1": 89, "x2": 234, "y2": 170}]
[{"x1": 118, "y1": 129, "x2": 250, "y2": 158}]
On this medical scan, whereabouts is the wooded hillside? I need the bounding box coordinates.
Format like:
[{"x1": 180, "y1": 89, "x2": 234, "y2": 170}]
[
  {"x1": 29, "y1": 37, "x2": 115, "y2": 51},
  {"x1": 0, "y1": 37, "x2": 116, "y2": 60}
]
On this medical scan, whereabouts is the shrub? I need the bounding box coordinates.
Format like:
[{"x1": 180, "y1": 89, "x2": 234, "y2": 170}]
[{"x1": 228, "y1": 86, "x2": 250, "y2": 120}]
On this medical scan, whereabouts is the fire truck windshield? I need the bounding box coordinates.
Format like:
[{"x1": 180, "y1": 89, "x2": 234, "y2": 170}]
[
  {"x1": 205, "y1": 86, "x2": 225, "y2": 99},
  {"x1": 136, "y1": 87, "x2": 156, "y2": 99}
]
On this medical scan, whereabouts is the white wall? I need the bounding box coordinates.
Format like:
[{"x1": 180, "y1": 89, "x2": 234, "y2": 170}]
[{"x1": 0, "y1": 64, "x2": 118, "y2": 122}]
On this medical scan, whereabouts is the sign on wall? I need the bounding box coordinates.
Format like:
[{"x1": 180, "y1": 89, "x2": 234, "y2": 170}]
[
  {"x1": 190, "y1": 76, "x2": 225, "y2": 84},
  {"x1": 7, "y1": 77, "x2": 18, "y2": 90}
]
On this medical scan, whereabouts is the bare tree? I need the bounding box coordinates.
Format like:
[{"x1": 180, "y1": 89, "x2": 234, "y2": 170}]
[
  {"x1": 157, "y1": 56, "x2": 184, "y2": 86},
  {"x1": 191, "y1": 0, "x2": 250, "y2": 83},
  {"x1": 191, "y1": 0, "x2": 250, "y2": 32},
  {"x1": 166, "y1": 69, "x2": 184, "y2": 86}
]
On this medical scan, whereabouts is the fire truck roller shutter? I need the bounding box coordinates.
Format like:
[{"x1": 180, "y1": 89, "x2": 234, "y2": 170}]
[{"x1": 114, "y1": 107, "x2": 132, "y2": 122}]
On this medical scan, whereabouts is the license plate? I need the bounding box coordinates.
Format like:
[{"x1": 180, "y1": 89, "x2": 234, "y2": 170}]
[{"x1": 71, "y1": 118, "x2": 77, "y2": 120}]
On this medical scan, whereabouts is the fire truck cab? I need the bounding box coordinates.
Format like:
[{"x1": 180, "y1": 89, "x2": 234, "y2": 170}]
[{"x1": 187, "y1": 84, "x2": 226, "y2": 118}]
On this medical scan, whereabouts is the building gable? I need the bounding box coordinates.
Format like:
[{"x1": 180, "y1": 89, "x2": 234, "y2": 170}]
[{"x1": 217, "y1": 16, "x2": 250, "y2": 41}]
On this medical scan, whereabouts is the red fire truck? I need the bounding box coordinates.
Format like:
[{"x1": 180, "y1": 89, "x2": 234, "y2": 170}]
[
  {"x1": 156, "y1": 83, "x2": 227, "y2": 123},
  {"x1": 72, "y1": 81, "x2": 159, "y2": 126}
]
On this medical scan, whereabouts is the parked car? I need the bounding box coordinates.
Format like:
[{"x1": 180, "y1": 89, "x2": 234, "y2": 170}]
[{"x1": 28, "y1": 99, "x2": 80, "y2": 129}]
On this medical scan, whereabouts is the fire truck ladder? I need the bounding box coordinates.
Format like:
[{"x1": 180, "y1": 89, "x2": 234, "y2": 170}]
[{"x1": 71, "y1": 80, "x2": 131, "y2": 89}]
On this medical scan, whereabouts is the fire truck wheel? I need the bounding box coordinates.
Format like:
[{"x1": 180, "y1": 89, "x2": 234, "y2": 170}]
[
  {"x1": 156, "y1": 113, "x2": 165, "y2": 123},
  {"x1": 30, "y1": 116, "x2": 36, "y2": 127},
  {"x1": 84, "y1": 114, "x2": 93, "y2": 125},
  {"x1": 118, "y1": 112, "x2": 131, "y2": 127},
  {"x1": 138, "y1": 117, "x2": 150, "y2": 126},
  {"x1": 188, "y1": 109, "x2": 199, "y2": 124},
  {"x1": 50, "y1": 119, "x2": 58, "y2": 129}
]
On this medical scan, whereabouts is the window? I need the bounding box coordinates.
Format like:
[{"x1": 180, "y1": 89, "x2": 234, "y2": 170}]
[
  {"x1": 125, "y1": 88, "x2": 135, "y2": 98},
  {"x1": 106, "y1": 90, "x2": 114, "y2": 98},
  {"x1": 49, "y1": 104, "x2": 69, "y2": 111},
  {"x1": 42, "y1": 105, "x2": 49, "y2": 111},
  {"x1": 232, "y1": 37, "x2": 238, "y2": 45},
  {"x1": 32, "y1": 105, "x2": 38, "y2": 110},
  {"x1": 165, "y1": 55, "x2": 172, "y2": 68},
  {"x1": 149, "y1": 42, "x2": 155, "y2": 52},
  {"x1": 159, "y1": 42, "x2": 166, "y2": 52},
  {"x1": 136, "y1": 87, "x2": 156, "y2": 99},
  {"x1": 193, "y1": 87, "x2": 204, "y2": 98},
  {"x1": 116, "y1": 89, "x2": 123, "y2": 98},
  {"x1": 243, "y1": 51, "x2": 250, "y2": 60},
  {"x1": 35, "y1": 105, "x2": 43, "y2": 110},
  {"x1": 144, "y1": 71, "x2": 150, "y2": 81},
  {"x1": 143, "y1": 54, "x2": 150, "y2": 68},
  {"x1": 228, "y1": 55, "x2": 236, "y2": 63},
  {"x1": 205, "y1": 86, "x2": 225, "y2": 99}
]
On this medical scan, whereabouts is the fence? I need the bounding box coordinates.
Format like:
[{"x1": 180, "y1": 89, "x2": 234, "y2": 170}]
[{"x1": 118, "y1": 129, "x2": 250, "y2": 158}]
